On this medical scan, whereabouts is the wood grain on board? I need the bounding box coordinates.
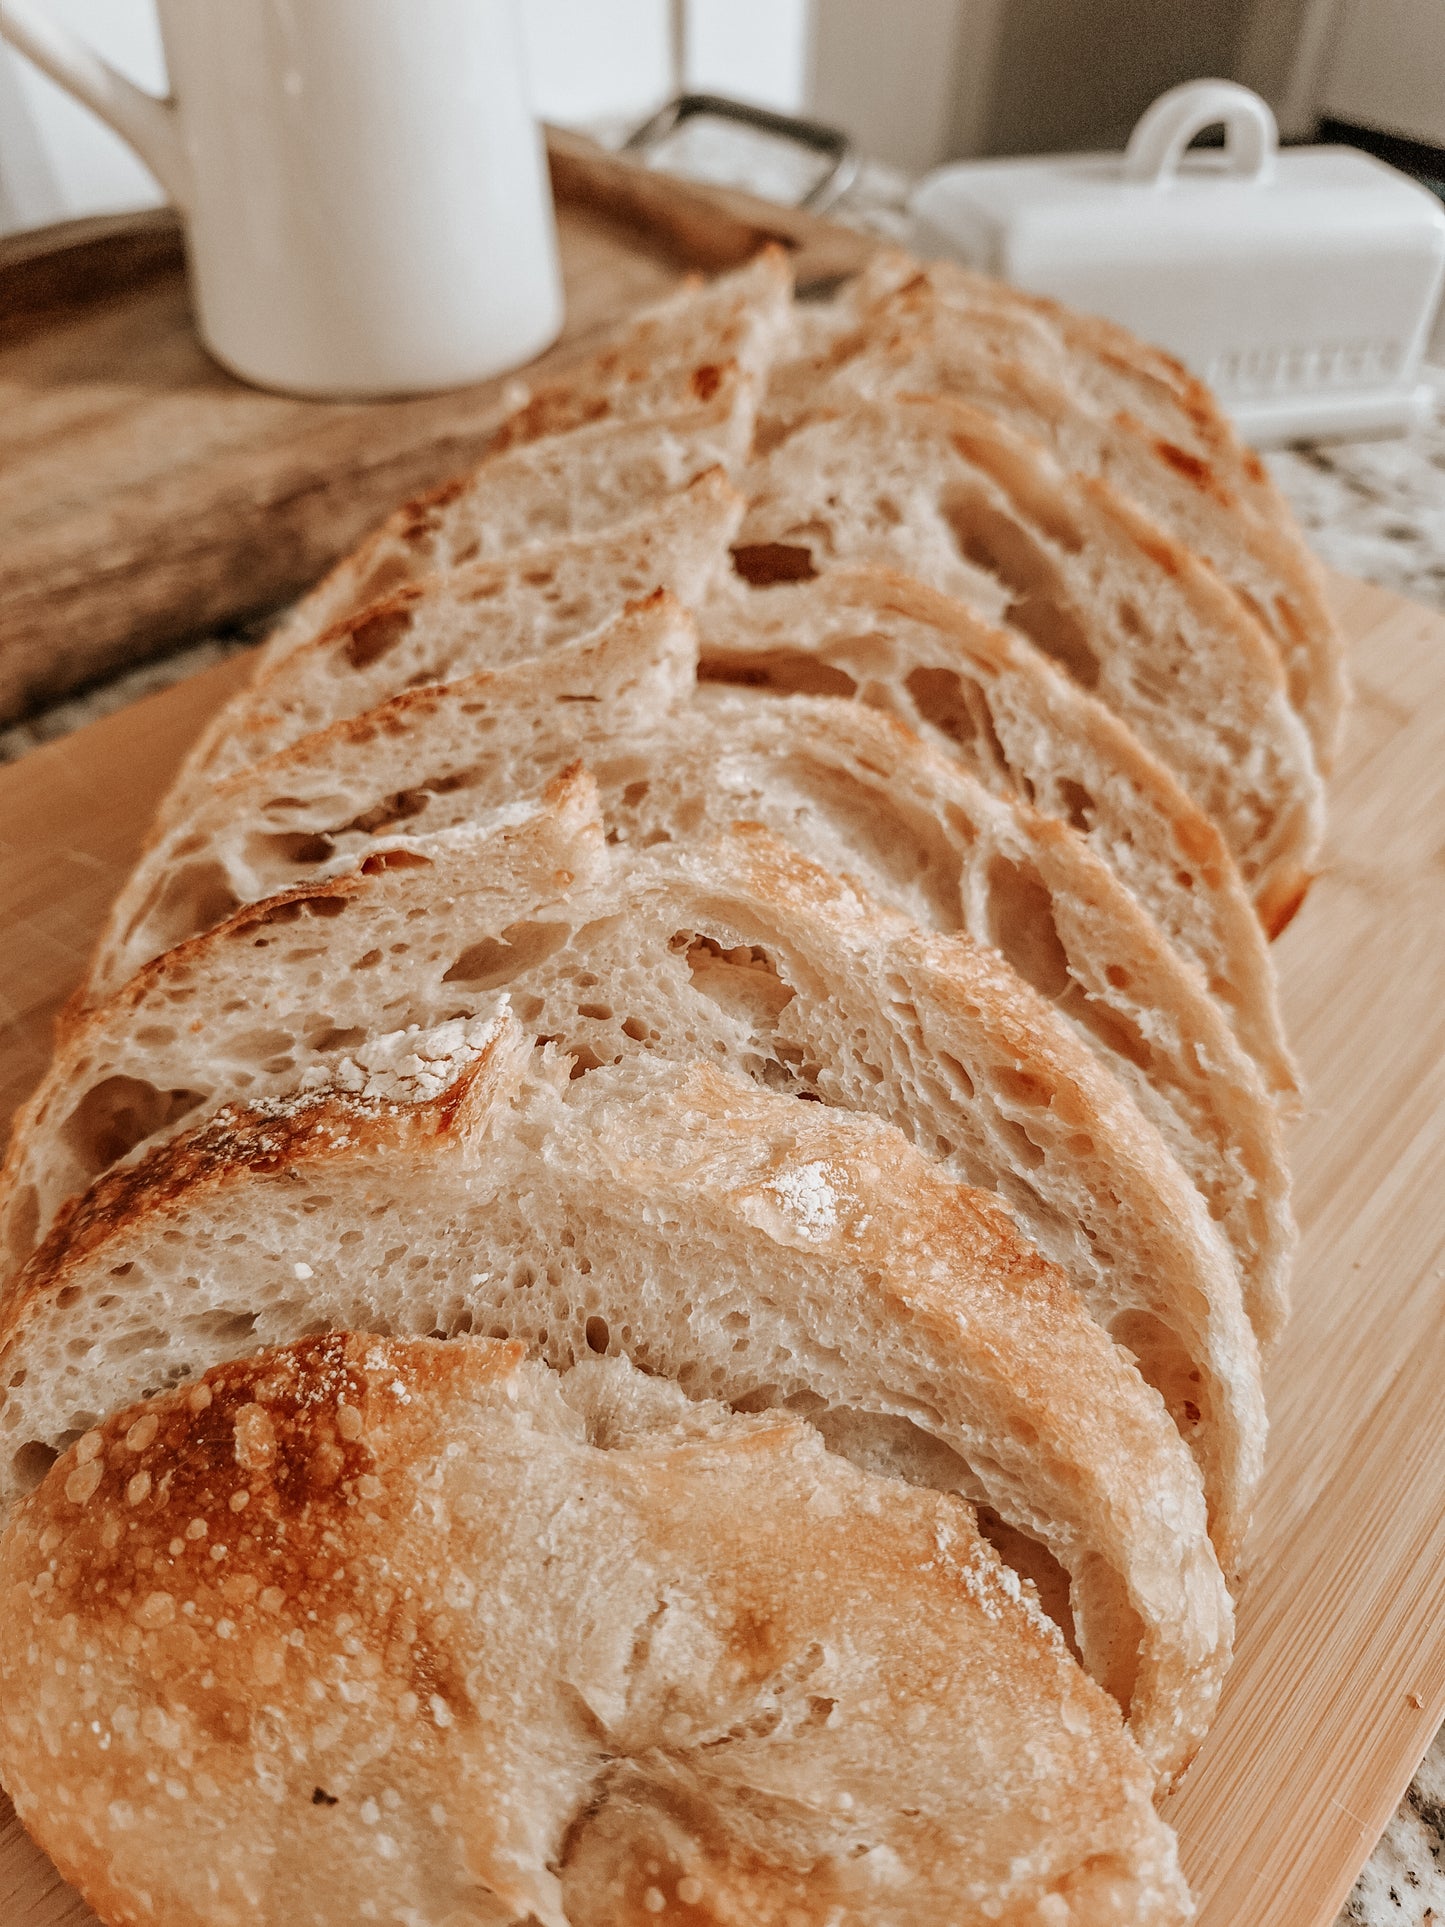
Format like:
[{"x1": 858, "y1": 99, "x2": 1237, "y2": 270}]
[
  {"x1": 0, "y1": 572, "x2": 1442, "y2": 1927},
  {"x1": 0, "y1": 127, "x2": 873, "y2": 725}
]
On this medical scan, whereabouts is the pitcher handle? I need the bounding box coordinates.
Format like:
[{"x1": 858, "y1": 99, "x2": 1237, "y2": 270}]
[{"x1": 0, "y1": 0, "x2": 191, "y2": 209}]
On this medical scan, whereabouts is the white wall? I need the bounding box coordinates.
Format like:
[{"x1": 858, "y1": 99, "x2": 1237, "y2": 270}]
[
  {"x1": 808, "y1": 0, "x2": 995, "y2": 173},
  {"x1": 0, "y1": 0, "x2": 165, "y2": 230},
  {"x1": 1319, "y1": 0, "x2": 1445, "y2": 147}
]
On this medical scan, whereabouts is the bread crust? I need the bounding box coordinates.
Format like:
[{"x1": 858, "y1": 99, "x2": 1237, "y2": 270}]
[{"x1": 0, "y1": 1331, "x2": 1192, "y2": 1923}]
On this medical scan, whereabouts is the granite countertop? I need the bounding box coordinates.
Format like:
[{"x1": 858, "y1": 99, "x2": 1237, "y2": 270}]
[{"x1": 4, "y1": 152, "x2": 1444, "y2": 1926}]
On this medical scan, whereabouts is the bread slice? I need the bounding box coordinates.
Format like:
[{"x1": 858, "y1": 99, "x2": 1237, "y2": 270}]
[
  {"x1": 0, "y1": 1330, "x2": 1195, "y2": 1917},
  {"x1": 0, "y1": 768, "x2": 610, "y2": 1279},
  {"x1": 255, "y1": 358, "x2": 761, "y2": 675},
  {"x1": 81, "y1": 589, "x2": 697, "y2": 1009},
  {"x1": 770, "y1": 261, "x2": 1348, "y2": 767},
  {"x1": 1, "y1": 805, "x2": 1263, "y2": 1568},
  {"x1": 734, "y1": 393, "x2": 1325, "y2": 933},
  {"x1": 162, "y1": 469, "x2": 744, "y2": 815},
  {"x1": 493, "y1": 241, "x2": 794, "y2": 450},
  {"x1": 96, "y1": 594, "x2": 1293, "y2": 1345},
  {"x1": 0, "y1": 1028, "x2": 1231, "y2": 1791},
  {"x1": 699, "y1": 565, "x2": 1297, "y2": 1085}
]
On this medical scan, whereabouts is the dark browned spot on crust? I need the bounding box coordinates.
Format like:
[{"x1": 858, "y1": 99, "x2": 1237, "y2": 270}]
[{"x1": 1154, "y1": 441, "x2": 1211, "y2": 488}]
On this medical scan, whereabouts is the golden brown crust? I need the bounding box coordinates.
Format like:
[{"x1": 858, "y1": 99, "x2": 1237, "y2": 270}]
[{"x1": 0, "y1": 1333, "x2": 1193, "y2": 1924}]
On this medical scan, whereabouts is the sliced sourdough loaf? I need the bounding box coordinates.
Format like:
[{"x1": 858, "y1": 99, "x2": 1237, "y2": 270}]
[
  {"x1": 255, "y1": 358, "x2": 761, "y2": 674},
  {"x1": 97, "y1": 595, "x2": 1292, "y2": 1345},
  {"x1": 0, "y1": 806, "x2": 1263, "y2": 1567},
  {"x1": 735, "y1": 394, "x2": 1325, "y2": 933},
  {"x1": 162, "y1": 469, "x2": 743, "y2": 814},
  {"x1": 0, "y1": 1332, "x2": 1195, "y2": 1920},
  {"x1": 771, "y1": 266, "x2": 1347, "y2": 767},
  {"x1": 0, "y1": 1027, "x2": 1230, "y2": 1791},
  {"x1": 699, "y1": 565, "x2": 1296, "y2": 1091}
]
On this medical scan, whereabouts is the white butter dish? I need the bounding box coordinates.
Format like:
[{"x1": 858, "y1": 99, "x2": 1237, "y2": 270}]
[{"x1": 908, "y1": 80, "x2": 1445, "y2": 445}]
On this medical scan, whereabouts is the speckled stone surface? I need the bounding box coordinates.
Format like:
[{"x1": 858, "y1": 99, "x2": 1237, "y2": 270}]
[{"x1": 4, "y1": 148, "x2": 1444, "y2": 1924}]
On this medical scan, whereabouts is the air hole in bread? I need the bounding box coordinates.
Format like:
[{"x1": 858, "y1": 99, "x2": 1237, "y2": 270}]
[
  {"x1": 191, "y1": 1310, "x2": 258, "y2": 1345},
  {"x1": 902, "y1": 666, "x2": 1011, "y2": 779},
  {"x1": 351, "y1": 554, "x2": 417, "y2": 612},
  {"x1": 1004, "y1": 591, "x2": 1102, "y2": 691},
  {"x1": 1110, "y1": 1310, "x2": 1206, "y2": 1441},
  {"x1": 684, "y1": 938, "x2": 796, "y2": 1034},
  {"x1": 342, "y1": 602, "x2": 416, "y2": 671},
  {"x1": 132, "y1": 862, "x2": 243, "y2": 960},
  {"x1": 986, "y1": 857, "x2": 1072, "y2": 1002},
  {"x1": 987, "y1": 1055, "x2": 1054, "y2": 1127},
  {"x1": 360, "y1": 849, "x2": 432, "y2": 876},
  {"x1": 699, "y1": 648, "x2": 858, "y2": 700},
  {"x1": 936, "y1": 1052, "x2": 975, "y2": 1099},
  {"x1": 1061, "y1": 992, "x2": 1154, "y2": 1074},
  {"x1": 444, "y1": 920, "x2": 571, "y2": 990},
  {"x1": 584, "y1": 1317, "x2": 610, "y2": 1354},
  {"x1": 339, "y1": 788, "x2": 433, "y2": 837},
  {"x1": 11, "y1": 1439, "x2": 58, "y2": 1494},
  {"x1": 973, "y1": 1505, "x2": 1080, "y2": 1658},
  {"x1": 941, "y1": 493, "x2": 1101, "y2": 689},
  {"x1": 246, "y1": 831, "x2": 338, "y2": 874},
  {"x1": 305, "y1": 1025, "x2": 367, "y2": 1053},
  {"x1": 577, "y1": 1003, "x2": 614, "y2": 1022},
  {"x1": 60, "y1": 1078, "x2": 205, "y2": 1184},
  {"x1": 108, "y1": 1325, "x2": 166, "y2": 1360},
  {"x1": 730, "y1": 542, "x2": 819, "y2": 587},
  {"x1": 1056, "y1": 778, "x2": 1097, "y2": 833}
]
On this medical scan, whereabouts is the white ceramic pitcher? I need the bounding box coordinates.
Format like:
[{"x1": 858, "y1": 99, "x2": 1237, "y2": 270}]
[{"x1": 0, "y1": 0, "x2": 564, "y2": 398}]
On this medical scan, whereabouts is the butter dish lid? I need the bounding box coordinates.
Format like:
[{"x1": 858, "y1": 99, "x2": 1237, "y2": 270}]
[{"x1": 908, "y1": 81, "x2": 1445, "y2": 444}]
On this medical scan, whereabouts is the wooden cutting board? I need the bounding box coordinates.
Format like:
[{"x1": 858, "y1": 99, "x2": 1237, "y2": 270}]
[{"x1": 1, "y1": 155, "x2": 1443, "y2": 1927}]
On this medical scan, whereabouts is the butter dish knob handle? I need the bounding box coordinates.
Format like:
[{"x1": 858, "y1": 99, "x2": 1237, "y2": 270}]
[{"x1": 1124, "y1": 79, "x2": 1278, "y2": 189}]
